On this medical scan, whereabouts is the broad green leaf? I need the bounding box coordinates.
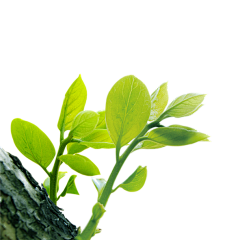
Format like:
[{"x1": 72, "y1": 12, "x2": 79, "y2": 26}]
[
  {"x1": 69, "y1": 111, "x2": 99, "y2": 138},
  {"x1": 149, "y1": 82, "x2": 168, "y2": 121},
  {"x1": 141, "y1": 127, "x2": 209, "y2": 146},
  {"x1": 135, "y1": 124, "x2": 209, "y2": 151},
  {"x1": 59, "y1": 175, "x2": 79, "y2": 198},
  {"x1": 58, "y1": 75, "x2": 87, "y2": 132},
  {"x1": 114, "y1": 166, "x2": 147, "y2": 192},
  {"x1": 67, "y1": 142, "x2": 88, "y2": 154},
  {"x1": 43, "y1": 171, "x2": 67, "y2": 196},
  {"x1": 92, "y1": 178, "x2": 106, "y2": 200},
  {"x1": 159, "y1": 93, "x2": 205, "y2": 121},
  {"x1": 96, "y1": 111, "x2": 107, "y2": 129},
  {"x1": 168, "y1": 124, "x2": 209, "y2": 142},
  {"x1": 59, "y1": 154, "x2": 100, "y2": 176},
  {"x1": 11, "y1": 118, "x2": 55, "y2": 169},
  {"x1": 106, "y1": 75, "x2": 151, "y2": 148}
]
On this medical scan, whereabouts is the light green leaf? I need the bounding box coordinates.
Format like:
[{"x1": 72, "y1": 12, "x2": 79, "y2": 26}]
[
  {"x1": 114, "y1": 166, "x2": 147, "y2": 192},
  {"x1": 43, "y1": 171, "x2": 67, "y2": 196},
  {"x1": 69, "y1": 110, "x2": 99, "y2": 138},
  {"x1": 67, "y1": 142, "x2": 88, "y2": 154},
  {"x1": 11, "y1": 118, "x2": 56, "y2": 169},
  {"x1": 96, "y1": 111, "x2": 107, "y2": 129},
  {"x1": 58, "y1": 75, "x2": 87, "y2": 132},
  {"x1": 59, "y1": 175, "x2": 79, "y2": 198},
  {"x1": 59, "y1": 154, "x2": 100, "y2": 176},
  {"x1": 159, "y1": 93, "x2": 205, "y2": 121},
  {"x1": 80, "y1": 142, "x2": 115, "y2": 149},
  {"x1": 149, "y1": 82, "x2": 168, "y2": 121},
  {"x1": 168, "y1": 124, "x2": 209, "y2": 141},
  {"x1": 106, "y1": 75, "x2": 151, "y2": 148},
  {"x1": 92, "y1": 178, "x2": 106, "y2": 200},
  {"x1": 82, "y1": 129, "x2": 112, "y2": 143},
  {"x1": 141, "y1": 127, "x2": 209, "y2": 146}
]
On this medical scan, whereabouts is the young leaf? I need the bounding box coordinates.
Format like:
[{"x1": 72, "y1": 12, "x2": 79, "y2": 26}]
[
  {"x1": 43, "y1": 172, "x2": 67, "y2": 196},
  {"x1": 69, "y1": 110, "x2": 99, "y2": 138},
  {"x1": 59, "y1": 175, "x2": 79, "y2": 198},
  {"x1": 11, "y1": 118, "x2": 55, "y2": 169},
  {"x1": 67, "y1": 142, "x2": 88, "y2": 154},
  {"x1": 133, "y1": 123, "x2": 212, "y2": 152},
  {"x1": 149, "y1": 82, "x2": 168, "y2": 121},
  {"x1": 159, "y1": 93, "x2": 205, "y2": 121},
  {"x1": 96, "y1": 110, "x2": 107, "y2": 129},
  {"x1": 168, "y1": 124, "x2": 209, "y2": 141},
  {"x1": 113, "y1": 166, "x2": 147, "y2": 192},
  {"x1": 58, "y1": 75, "x2": 87, "y2": 132},
  {"x1": 82, "y1": 129, "x2": 112, "y2": 143},
  {"x1": 92, "y1": 178, "x2": 106, "y2": 200},
  {"x1": 106, "y1": 75, "x2": 151, "y2": 148},
  {"x1": 59, "y1": 154, "x2": 100, "y2": 176},
  {"x1": 141, "y1": 127, "x2": 209, "y2": 146}
]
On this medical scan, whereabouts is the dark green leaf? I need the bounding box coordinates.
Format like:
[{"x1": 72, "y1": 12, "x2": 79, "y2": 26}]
[{"x1": 59, "y1": 175, "x2": 79, "y2": 198}]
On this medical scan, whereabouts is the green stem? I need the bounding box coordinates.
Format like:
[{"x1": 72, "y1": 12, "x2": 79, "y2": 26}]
[
  {"x1": 50, "y1": 134, "x2": 72, "y2": 204},
  {"x1": 75, "y1": 121, "x2": 160, "y2": 240}
]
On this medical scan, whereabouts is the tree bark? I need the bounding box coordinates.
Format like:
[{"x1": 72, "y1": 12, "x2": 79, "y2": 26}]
[{"x1": 0, "y1": 147, "x2": 78, "y2": 240}]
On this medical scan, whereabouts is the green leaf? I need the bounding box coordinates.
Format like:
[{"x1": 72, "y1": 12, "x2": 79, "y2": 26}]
[
  {"x1": 92, "y1": 178, "x2": 106, "y2": 200},
  {"x1": 11, "y1": 118, "x2": 56, "y2": 169},
  {"x1": 106, "y1": 75, "x2": 151, "y2": 148},
  {"x1": 149, "y1": 82, "x2": 168, "y2": 121},
  {"x1": 59, "y1": 154, "x2": 100, "y2": 176},
  {"x1": 96, "y1": 110, "x2": 107, "y2": 129},
  {"x1": 135, "y1": 125, "x2": 209, "y2": 151},
  {"x1": 43, "y1": 171, "x2": 67, "y2": 196},
  {"x1": 141, "y1": 127, "x2": 209, "y2": 146},
  {"x1": 67, "y1": 142, "x2": 88, "y2": 154},
  {"x1": 59, "y1": 175, "x2": 79, "y2": 198},
  {"x1": 69, "y1": 110, "x2": 99, "y2": 138},
  {"x1": 82, "y1": 129, "x2": 112, "y2": 143},
  {"x1": 58, "y1": 75, "x2": 87, "y2": 132},
  {"x1": 159, "y1": 93, "x2": 205, "y2": 121},
  {"x1": 168, "y1": 124, "x2": 209, "y2": 141},
  {"x1": 80, "y1": 142, "x2": 115, "y2": 149},
  {"x1": 114, "y1": 166, "x2": 147, "y2": 192}
]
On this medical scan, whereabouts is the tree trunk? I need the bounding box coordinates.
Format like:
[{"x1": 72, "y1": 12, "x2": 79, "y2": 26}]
[{"x1": 0, "y1": 147, "x2": 78, "y2": 240}]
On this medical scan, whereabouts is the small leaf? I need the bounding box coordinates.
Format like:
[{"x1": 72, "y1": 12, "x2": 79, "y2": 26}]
[
  {"x1": 69, "y1": 110, "x2": 99, "y2": 138},
  {"x1": 149, "y1": 82, "x2": 168, "y2": 121},
  {"x1": 11, "y1": 118, "x2": 55, "y2": 169},
  {"x1": 66, "y1": 142, "x2": 89, "y2": 154},
  {"x1": 59, "y1": 175, "x2": 79, "y2": 198},
  {"x1": 43, "y1": 170, "x2": 69, "y2": 196},
  {"x1": 58, "y1": 75, "x2": 87, "y2": 132},
  {"x1": 159, "y1": 93, "x2": 205, "y2": 121},
  {"x1": 96, "y1": 110, "x2": 107, "y2": 129},
  {"x1": 106, "y1": 75, "x2": 151, "y2": 149},
  {"x1": 142, "y1": 127, "x2": 209, "y2": 146},
  {"x1": 114, "y1": 166, "x2": 147, "y2": 192},
  {"x1": 92, "y1": 178, "x2": 106, "y2": 200},
  {"x1": 59, "y1": 154, "x2": 100, "y2": 176}
]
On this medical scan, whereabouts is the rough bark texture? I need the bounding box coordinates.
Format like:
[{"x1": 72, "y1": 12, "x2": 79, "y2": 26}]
[{"x1": 0, "y1": 147, "x2": 78, "y2": 240}]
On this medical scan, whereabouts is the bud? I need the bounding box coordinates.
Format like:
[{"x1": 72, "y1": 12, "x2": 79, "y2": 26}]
[{"x1": 92, "y1": 202, "x2": 106, "y2": 221}]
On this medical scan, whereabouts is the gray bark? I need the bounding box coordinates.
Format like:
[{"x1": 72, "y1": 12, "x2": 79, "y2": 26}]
[{"x1": 0, "y1": 147, "x2": 78, "y2": 240}]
